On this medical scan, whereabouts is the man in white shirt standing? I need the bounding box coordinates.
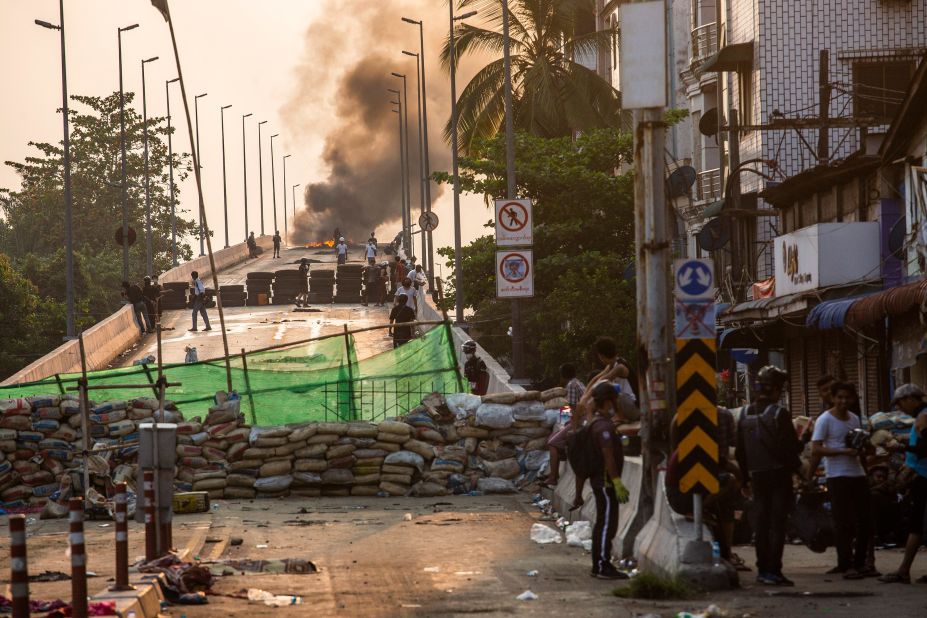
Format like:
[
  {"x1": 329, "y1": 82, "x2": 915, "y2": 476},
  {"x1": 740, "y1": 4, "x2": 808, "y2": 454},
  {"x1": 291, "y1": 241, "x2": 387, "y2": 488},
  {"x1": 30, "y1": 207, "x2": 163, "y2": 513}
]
[
  {"x1": 365, "y1": 240, "x2": 377, "y2": 265},
  {"x1": 189, "y1": 271, "x2": 212, "y2": 332},
  {"x1": 398, "y1": 277, "x2": 417, "y2": 315},
  {"x1": 335, "y1": 237, "x2": 348, "y2": 265},
  {"x1": 810, "y1": 381, "x2": 875, "y2": 579}
]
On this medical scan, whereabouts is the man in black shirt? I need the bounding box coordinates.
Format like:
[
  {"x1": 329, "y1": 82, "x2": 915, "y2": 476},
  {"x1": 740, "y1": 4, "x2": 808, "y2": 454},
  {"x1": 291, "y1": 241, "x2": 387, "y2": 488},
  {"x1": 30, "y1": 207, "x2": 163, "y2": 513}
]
[
  {"x1": 735, "y1": 366, "x2": 802, "y2": 586},
  {"x1": 122, "y1": 280, "x2": 153, "y2": 334},
  {"x1": 462, "y1": 340, "x2": 489, "y2": 396},
  {"x1": 142, "y1": 276, "x2": 161, "y2": 322},
  {"x1": 272, "y1": 230, "x2": 282, "y2": 258},
  {"x1": 388, "y1": 294, "x2": 416, "y2": 347}
]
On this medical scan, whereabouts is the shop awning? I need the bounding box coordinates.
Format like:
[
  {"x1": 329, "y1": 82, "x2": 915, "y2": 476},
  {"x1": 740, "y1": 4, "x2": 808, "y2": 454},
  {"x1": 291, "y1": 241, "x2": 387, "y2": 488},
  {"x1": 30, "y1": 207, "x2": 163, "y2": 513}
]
[
  {"x1": 805, "y1": 295, "x2": 873, "y2": 330},
  {"x1": 845, "y1": 278, "x2": 927, "y2": 329},
  {"x1": 699, "y1": 41, "x2": 754, "y2": 73}
]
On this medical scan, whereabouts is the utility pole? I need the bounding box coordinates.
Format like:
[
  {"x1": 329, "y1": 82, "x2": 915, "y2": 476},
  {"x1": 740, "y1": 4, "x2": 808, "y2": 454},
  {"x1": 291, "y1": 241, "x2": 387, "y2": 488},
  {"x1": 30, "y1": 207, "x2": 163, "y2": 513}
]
[
  {"x1": 220, "y1": 104, "x2": 232, "y2": 248},
  {"x1": 141, "y1": 56, "x2": 158, "y2": 275},
  {"x1": 194, "y1": 92, "x2": 207, "y2": 255},
  {"x1": 728, "y1": 109, "x2": 743, "y2": 301},
  {"x1": 270, "y1": 133, "x2": 279, "y2": 233},
  {"x1": 283, "y1": 154, "x2": 291, "y2": 245},
  {"x1": 817, "y1": 49, "x2": 830, "y2": 162},
  {"x1": 257, "y1": 120, "x2": 267, "y2": 235},
  {"x1": 501, "y1": 0, "x2": 525, "y2": 380},
  {"x1": 389, "y1": 89, "x2": 411, "y2": 255},
  {"x1": 166, "y1": 77, "x2": 179, "y2": 266},
  {"x1": 242, "y1": 113, "x2": 252, "y2": 239},
  {"x1": 117, "y1": 23, "x2": 139, "y2": 282}
]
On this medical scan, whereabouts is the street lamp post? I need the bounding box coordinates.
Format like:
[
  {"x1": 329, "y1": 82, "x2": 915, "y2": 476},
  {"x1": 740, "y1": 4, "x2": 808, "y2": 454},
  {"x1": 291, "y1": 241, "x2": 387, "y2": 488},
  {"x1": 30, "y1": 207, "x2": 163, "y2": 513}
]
[
  {"x1": 194, "y1": 92, "x2": 208, "y2": 255},
  {"x1": 391, "y1": 75, "x2": 414, "y2": 258},
  {"x1": 220, "y1": 104, "x2": 232, "y2": 248},
  {"x1": 448, "y1": 8, "x2": 478, "y2": 323},
  {"x1": 389, "y1": 89, "x2": 411, "y2": 255},
  {"x1": 141, "y1": 55, "x2": 159, "y2": 275},
  {"x1": 390, "y1": 104, "x2": 408, "y2": 254},
  {"x1": 394, "y1": 69, "x2": 425, "y2": 266},
  {"x1": 282, "y1": 154, "x2": 291, "y2": 245},
  {"x1": 241, "y1": 113, "x2": 252, "y2": 240},
  {"x1": 165, "y1": 77, "x2": 180, "y2": 266},
  {"x1": 257, "y1": 121, "x2": 267, "y2": 235},
  {"x1": 292, "y1": 183, "x2": 301, "y2": 241},
  {"x1": 118, "y1": 23, "x2": 139, "y2": 282},
  {"x1": 35, "y1": 0, "x2": 75, "y2": 338},
  {"x1": 402, "y1": 16, "x2": 434, "y2": 286},
  {"x1": 500, "y1": 0, "x2": 525, "y2": 379},
  {"x1": 270, "y1": 134, "x2": 279, "y2": 233}
]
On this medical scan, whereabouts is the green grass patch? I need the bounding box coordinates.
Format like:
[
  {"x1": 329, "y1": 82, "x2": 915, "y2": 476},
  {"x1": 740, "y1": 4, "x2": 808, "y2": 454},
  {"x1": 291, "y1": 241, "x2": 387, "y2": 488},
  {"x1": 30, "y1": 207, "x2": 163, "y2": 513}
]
[{"x1": 612, "y1": 571, "x2": 696, "y2": 600}]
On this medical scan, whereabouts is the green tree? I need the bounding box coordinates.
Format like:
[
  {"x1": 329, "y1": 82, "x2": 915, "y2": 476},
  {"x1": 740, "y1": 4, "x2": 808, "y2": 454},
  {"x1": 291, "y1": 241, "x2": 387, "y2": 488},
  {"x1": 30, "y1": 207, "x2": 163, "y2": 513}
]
[
  {"x1": 0, "y1": 91, "x2": 198, "y2": 377},
  {"x1": 435, "y1": 128, "x2": 636, "y2": 383},
  {"x1": 443, "y1": 0, "x2": 620, "y2": 153},
  {"x1": 0, "y1": 253, "x2": 65, "y2": 378}
]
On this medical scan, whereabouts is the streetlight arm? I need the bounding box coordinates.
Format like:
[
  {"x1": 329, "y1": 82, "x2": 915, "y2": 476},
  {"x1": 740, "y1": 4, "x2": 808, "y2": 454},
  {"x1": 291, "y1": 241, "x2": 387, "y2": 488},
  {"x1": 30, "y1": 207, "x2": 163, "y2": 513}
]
[
  {"x1": 35, "y1": 19, "x2": 61, "y2": 30},
  {"x1": 401, "y1": 17, "x2": 420, "y2": 24},
  {"x1": 120, "y1": 23, "x2": 139, "y2": 32},
  {"x1": 456, "y1": 11, "x2": 478, "y2": 21}
]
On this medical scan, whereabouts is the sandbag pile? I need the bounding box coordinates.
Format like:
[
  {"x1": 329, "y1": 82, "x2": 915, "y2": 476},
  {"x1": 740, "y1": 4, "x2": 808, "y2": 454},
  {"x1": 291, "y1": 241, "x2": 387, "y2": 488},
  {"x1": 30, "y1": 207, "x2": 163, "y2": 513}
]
[{"x1": 0, "y1": 394, "x2": 185, "y2": 509}]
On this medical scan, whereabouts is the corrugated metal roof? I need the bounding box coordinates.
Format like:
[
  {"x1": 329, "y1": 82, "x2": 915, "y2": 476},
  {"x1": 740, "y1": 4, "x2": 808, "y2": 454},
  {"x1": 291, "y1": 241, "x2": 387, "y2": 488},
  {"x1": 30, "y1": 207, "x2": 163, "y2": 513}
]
[{"x1": 845, "y1": 278, "x2": 927, "y2": 329}]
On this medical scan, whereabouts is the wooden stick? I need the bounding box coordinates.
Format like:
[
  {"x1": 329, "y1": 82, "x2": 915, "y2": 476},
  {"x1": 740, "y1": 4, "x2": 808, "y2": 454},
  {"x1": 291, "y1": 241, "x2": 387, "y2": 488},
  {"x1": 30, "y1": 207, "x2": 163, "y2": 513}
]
[
  {"x1": 77, "y1": 333, "x2": 90, "y2": 503},
  {"x1": 66, "y1": 382, "x2": 182, "y2": 392},
  {"x1": 241, "y1": 348, "x2": 256, "y2": 425},
  {"x1": 343, "y1": 324, "x2": 356, "y2": 421}
]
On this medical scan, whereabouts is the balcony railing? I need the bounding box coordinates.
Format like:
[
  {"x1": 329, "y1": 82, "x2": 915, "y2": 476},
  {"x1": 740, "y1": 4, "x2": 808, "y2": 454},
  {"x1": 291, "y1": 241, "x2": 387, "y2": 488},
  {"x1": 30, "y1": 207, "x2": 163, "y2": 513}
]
[
  {"x1": 691, "y1": 22, "x2": 718, "y2": 67},
  {"x1": 698, "y1": 168, "x2": 722, "y2": 202}
]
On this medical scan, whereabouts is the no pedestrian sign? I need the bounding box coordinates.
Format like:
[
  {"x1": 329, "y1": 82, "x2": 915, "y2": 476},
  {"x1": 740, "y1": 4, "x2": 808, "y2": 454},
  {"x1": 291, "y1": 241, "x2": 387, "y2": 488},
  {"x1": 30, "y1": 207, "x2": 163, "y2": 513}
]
[
  {"x1": 496, "y1": 250, "x2": 534, "y2": 298},
  {"x1": 494, "y1": 199, "x2": 533, "y2": 246}
]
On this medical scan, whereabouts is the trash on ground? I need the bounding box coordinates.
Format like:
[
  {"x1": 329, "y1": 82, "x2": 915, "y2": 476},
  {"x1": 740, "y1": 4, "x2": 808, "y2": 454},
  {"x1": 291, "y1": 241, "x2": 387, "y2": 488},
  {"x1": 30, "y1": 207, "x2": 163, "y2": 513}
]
[
  {"x1": 530, "y1": 522, "x2": 562, "y2": 544},
  {"x1": 565, "y1": 520, "x2": 592, "y2": 547},
  {"x1": 526, "y1": 570, "x2": 539, "y2": 577},
  {"x1": 246, "y1": 588, "x2": 303, "y2": 607},
  {"x1": 28, "y1": 570, "x2": 70, "y2": 582},
  {"x1": 403, "y1": 513, "x2": 413, "y2": 521},
  {"x1": 516, "y1": 590, "x2": 539, "y2": 601},
  {"x1": 423, "y1": 566, "x2": 440, "y2": 573},
  {"x1": 207, "y1": 558, "x2": 318, "y2": 575}
]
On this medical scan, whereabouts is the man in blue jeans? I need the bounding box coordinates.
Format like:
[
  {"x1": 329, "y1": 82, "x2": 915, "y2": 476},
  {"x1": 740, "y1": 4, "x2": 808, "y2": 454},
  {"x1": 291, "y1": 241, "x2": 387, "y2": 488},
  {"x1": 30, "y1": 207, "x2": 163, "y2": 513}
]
[{"x1": 189, "y1": 271, "x2": 212, "y2": 332}]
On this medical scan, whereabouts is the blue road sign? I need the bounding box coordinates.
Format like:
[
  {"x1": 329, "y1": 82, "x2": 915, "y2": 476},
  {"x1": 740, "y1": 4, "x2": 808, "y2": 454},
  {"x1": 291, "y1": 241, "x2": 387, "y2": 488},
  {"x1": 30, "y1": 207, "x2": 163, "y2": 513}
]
[{"x1": 674, "y1": 259, "x2": 715, "y2": 299}]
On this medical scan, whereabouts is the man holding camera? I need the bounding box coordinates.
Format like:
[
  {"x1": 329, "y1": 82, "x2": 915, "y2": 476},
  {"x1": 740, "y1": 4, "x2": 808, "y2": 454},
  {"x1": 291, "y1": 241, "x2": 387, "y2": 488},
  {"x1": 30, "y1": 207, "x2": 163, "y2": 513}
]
[{"x1": 809, "y1": 381, "x2": 876, "y2": 579}]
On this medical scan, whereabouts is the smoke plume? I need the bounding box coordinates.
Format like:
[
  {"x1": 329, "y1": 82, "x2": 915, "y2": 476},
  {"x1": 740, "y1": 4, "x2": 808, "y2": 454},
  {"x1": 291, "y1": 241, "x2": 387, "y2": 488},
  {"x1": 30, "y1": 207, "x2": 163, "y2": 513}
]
[{"x1": 281, "y1": 1, "x2": 453, "y2": 244}]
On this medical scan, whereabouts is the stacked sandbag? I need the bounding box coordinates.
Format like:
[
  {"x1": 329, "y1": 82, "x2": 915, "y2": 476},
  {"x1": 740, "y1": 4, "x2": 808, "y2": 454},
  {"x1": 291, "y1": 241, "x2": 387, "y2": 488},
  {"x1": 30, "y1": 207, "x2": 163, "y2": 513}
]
[{"x1": 176, "y1": 394, "x2": 247, "y2": 500}]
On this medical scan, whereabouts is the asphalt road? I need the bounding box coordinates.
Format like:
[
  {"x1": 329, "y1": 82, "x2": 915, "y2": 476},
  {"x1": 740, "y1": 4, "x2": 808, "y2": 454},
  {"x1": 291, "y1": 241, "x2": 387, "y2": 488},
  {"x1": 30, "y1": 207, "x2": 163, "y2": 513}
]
[{"x1": 116, "y1": 245, "x2": 396, "y2": 367}]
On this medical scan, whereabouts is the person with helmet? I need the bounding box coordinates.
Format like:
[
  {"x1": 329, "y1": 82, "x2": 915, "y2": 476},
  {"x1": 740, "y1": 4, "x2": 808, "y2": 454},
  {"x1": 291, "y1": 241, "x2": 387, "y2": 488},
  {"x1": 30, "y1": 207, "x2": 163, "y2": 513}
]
[
  {"x1": 879, "y1": 384, "x2": 927, "y2": 584},
  {"x1": 735, "y1": 365, "x2": 801, "y2": 586},
  {"x1": 335, "y1": 237, "x2": 348, "y2": 264},
  {"x1": 581, "y1": 381, "x2": 631, "y2": 579},
  {"x1": 462, "y1": 340, "x2": 489, "y2": 396},
  {"x1": 272, "y1": 230, "x2": 282, "y2": 258}
]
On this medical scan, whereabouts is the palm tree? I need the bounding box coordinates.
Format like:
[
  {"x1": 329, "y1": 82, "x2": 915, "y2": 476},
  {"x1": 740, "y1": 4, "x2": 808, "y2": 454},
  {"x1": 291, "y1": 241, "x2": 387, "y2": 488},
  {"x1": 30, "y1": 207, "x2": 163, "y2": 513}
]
[{"x1": 442, "y1": 0, "x2": 620, "y2": 154}]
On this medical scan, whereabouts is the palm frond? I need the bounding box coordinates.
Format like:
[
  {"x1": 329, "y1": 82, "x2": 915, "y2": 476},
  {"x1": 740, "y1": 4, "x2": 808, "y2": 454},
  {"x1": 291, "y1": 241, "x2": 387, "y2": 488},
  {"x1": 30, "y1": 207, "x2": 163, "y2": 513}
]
[{"x1": 441, "y1": 24, "x2": 507, "y2": 70}]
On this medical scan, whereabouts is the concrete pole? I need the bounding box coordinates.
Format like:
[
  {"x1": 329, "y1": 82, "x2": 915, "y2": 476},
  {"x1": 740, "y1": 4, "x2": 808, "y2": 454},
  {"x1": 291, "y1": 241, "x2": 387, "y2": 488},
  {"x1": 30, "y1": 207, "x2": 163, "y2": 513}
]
[
  {"x1": 141, "y1": 56, "x2": 158, "y2": 275},
  {"x1": 283, "y1": 154, "x2": 291, "y2": 245},
  {"x1": 118, "y1": 24, "x2": 138, "y2": 282},
  {"x1": 194, "y1": 92, "x2": 207, "y2": 255},
  {"x1": 242, "y1": 113, "x2": 252, "y2": 240},
  {"x1": 257, "y1": 120, "x2": 267, "y2": 235},
  {"x1": 270, "y1": 134, "x2": 279, "y2": 233},
  {"x1": 392, "y1": 106, "x2": 409, "y2": 255},
  {"x1": 220, "y1": 104, "x2": 232, "y2": 248},
  {"x1": 166, "y1": 78, "x2": 179, "y2": 266}
]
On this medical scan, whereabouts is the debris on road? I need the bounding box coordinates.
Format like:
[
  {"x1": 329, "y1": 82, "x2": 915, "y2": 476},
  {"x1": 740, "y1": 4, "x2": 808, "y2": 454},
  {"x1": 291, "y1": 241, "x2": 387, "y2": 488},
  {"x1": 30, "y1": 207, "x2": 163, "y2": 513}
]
[
  {"x1": 565, "y1": 520, "x2": 592, "y2": 547},
  {"x1": 516, "y1": 590, "x2": 539, "y2": 601},
  {"x1": 530, "y1": 522, "x2": 562, "y2": 544},
  {"x1": 245, "y1": 588, "x2": 303, "y2": 607}
]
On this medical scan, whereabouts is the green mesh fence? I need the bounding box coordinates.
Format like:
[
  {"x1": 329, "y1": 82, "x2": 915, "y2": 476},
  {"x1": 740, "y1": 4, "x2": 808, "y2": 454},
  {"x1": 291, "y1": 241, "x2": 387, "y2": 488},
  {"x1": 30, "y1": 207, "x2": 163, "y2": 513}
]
[{"x1": 0, "y1": 324, "x2": 464, "y2": 425}]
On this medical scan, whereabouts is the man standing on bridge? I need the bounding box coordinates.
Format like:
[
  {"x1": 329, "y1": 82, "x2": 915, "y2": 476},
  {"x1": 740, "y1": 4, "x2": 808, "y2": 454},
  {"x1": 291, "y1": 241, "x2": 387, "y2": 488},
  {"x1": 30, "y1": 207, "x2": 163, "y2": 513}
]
[
  {"x1": 272, "y1": 230, "x2": 282, "y2": 258},
  {"x1": 336, "y1": 237, "x2": 348, "y2": 265},
  {"x1": 189, "y1": 271, "x2": 212, "y2": 332}
]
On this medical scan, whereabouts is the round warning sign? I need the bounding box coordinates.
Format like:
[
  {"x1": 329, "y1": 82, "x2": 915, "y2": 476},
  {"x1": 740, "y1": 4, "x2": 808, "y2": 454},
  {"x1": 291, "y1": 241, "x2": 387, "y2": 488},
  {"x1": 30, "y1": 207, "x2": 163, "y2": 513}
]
[
  {"x1": 498, "y1": 202, "x2": 528, "y2": 232},
  {"x1": 494, "y1": 199, "x2": 533, "y2": 246},
  {"x1": 499, "y1": 252, "x2": 530, "y2": 283}
]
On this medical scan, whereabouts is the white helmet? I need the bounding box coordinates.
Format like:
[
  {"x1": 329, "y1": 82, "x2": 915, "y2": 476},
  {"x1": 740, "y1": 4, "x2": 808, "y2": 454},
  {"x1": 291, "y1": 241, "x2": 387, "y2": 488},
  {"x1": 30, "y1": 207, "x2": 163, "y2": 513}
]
[{"x1": 339, "y1": 237, "x2": 345, "y2": 242}]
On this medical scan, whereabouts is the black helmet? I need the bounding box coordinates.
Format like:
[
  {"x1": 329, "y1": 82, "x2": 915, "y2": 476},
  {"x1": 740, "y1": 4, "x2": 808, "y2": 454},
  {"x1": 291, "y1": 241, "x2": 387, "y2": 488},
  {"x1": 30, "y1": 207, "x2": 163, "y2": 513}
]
[
  {"x1": 462, "y1": 340, "x2": 477, "y2": 354},
  {"x1": 757, "y1": 365, "x2": 788, "y2": 386},
  {"x1": 591, "y1": 381, "x2": 618, "y2": 404}
]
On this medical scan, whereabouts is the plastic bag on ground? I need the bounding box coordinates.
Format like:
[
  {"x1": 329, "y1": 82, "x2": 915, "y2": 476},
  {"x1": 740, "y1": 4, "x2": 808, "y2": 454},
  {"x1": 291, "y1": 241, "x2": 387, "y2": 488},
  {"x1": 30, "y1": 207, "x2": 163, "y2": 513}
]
[
  {"x1": 516, "y1": 590, "x2": 538, "y2": 601},
  {"x1": 530, "y1": 523, "x2": 562, "y2": 544},
  {"x1": 247, "y1": 588, "x2": 302, "y2": 607},
  {"x1": 565, "y1": 521, "x2": 593, "y2": 547},
  {"x1": 477, "y1": 477, "x2": 517, "y2": 494}
]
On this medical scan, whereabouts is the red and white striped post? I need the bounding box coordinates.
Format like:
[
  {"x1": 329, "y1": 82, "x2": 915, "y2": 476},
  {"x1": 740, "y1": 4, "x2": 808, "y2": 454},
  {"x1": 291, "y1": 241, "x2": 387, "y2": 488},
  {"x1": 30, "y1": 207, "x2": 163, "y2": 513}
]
[
  {"x1": 69, "y1": 497, "x2": 88, "y2": 618},
  {"x1": 111, "y1": 482, "x2": 133, "y2": 591},
  {"x1": 143, "y1": 469, "x2": 157, "y2": 561},
  {"x1": 160, "y1": 517, "x2": 173, "y2": 556},
  {"x1": 9, "y1": 514, "x2": 29, "y2": 618}
]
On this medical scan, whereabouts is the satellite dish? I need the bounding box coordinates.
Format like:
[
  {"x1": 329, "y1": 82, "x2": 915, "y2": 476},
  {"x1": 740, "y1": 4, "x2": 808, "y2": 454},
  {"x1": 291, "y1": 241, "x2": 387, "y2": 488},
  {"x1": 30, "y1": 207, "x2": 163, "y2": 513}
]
[
  {"x1": 697, "y1": 217, "x2": 731, "y2": 252},
  {"x1": 699, "y1": 108, "x2": 720, "y2": 137},
  {"x1": 667, "y1": 166, "x2": 697, "y2": 198},
  {"x1": 888, "y1": 216, "x2": 906, "y2": 260}
]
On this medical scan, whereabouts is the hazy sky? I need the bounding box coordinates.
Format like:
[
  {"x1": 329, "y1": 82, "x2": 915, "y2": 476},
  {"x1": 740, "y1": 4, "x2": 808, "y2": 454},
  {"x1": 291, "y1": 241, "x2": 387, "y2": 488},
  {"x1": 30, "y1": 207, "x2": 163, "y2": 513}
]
[{"x1": 0, "y1": 0, "x2": 491, "y2": 276}]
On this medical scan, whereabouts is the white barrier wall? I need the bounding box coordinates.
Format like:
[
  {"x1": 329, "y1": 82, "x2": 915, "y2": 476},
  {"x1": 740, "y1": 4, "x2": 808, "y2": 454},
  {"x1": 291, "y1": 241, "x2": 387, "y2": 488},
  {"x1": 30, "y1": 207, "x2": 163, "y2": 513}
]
[
  {"x1": 1, "y1": 235, "x2": 273, "y2": 386},
  {"x1": 419, "y1": 296, "x2": 523, "y2": 395}
]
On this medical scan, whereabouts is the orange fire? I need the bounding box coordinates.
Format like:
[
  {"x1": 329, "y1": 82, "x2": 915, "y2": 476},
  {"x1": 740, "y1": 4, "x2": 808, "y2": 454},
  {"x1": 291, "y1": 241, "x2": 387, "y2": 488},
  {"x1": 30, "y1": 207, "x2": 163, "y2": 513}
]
[{"x1": 305, "y1": 239, "x2": 335, "y2": 248}]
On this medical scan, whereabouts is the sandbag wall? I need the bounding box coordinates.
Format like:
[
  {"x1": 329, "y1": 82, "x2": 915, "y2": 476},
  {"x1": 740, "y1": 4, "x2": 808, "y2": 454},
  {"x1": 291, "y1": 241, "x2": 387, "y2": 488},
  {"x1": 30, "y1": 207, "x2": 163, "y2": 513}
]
[{"x1": 2, "y1": 388, "x2": 568, "y2": 507}]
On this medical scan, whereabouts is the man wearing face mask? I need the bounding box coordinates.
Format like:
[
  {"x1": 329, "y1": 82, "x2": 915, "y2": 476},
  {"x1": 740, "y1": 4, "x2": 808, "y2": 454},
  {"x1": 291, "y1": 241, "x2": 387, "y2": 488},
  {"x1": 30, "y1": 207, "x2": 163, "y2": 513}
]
[{"x1": 462, "y1": 340, "x2": 489, "y2": 395}]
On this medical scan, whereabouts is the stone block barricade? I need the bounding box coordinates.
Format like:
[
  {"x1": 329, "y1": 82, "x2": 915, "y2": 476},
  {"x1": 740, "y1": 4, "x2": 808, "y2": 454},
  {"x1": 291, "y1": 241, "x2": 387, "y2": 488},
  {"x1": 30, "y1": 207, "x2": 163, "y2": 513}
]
[
  {"x1": 0, "y1": 387, "x2": 569, "y2": 511},
  {"x1": 1, "y1": 235, "x2": 274, "y2": 387}
]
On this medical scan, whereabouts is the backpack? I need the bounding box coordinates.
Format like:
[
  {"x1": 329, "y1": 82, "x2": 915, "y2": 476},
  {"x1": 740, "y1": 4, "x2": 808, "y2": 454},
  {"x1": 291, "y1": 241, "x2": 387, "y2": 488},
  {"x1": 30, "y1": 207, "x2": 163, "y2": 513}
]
[{"x1": 566, "y1": 422, "x2": 604, "y2": 482}]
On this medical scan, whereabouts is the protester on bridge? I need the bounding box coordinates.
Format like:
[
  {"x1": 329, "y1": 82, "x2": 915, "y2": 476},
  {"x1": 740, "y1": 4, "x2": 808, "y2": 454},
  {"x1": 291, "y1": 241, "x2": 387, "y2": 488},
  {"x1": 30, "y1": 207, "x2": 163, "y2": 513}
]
[
  {"x1": 335, "y1": 237, "x2": 349, "y2": 265},
  {"x1": 810, "y1": 381, "x2": 876, "y2": 580},
  {"x1": 272, "y1": 230, "x2": 281, "y2": 258},
  {"x1": 581, "y1": 381, "x2": 630, "y2": 580},
  {"x1": 462, "y1": 340, "x2": 490, "y2": 396},
  {"x1": 122, "y1": 280, "x2": 153, "y2": 334},
  {"x1": 362, "y1": 262, "x2": 380, "y2": 307},
  {"x1": 398, "y1": 277, "x2": 417, "y2": 314},
  {"x1": 377, "y1": 262, "x2": 389, "y2": 306},
  {"x1": 412, "y1": 264, "x2": 427, "y2": 309},
  {"x1": 389, "y1": 293, "x2": 415, "y2": 347},
  {"x1": 879, "y1": 384, "x2": 927, "y2": 584},
  {"x1": 542, "y1": 363, "x2": 586, "y2": 488},
  {"x1": 189, "y1": 271, "x2": 212, "y2": 332},
  {"x1": 735, "y1": 366, "x2": 802, "y2": 586},
  {"x1": 391, "y1": 256, "x2": 406, "y2": 294},
  {"x1": 142, "y1": 275, "x2": 162, "y2": 322},
  {"x1": 366, "y1": 239, "x2": 377, "y2": 265},
  {"x1": 296, "y1": 258, "x2": 311, "y2": 307},
  {"x1": 247, "y1": 232, "x2": 258, "y2": 258}
]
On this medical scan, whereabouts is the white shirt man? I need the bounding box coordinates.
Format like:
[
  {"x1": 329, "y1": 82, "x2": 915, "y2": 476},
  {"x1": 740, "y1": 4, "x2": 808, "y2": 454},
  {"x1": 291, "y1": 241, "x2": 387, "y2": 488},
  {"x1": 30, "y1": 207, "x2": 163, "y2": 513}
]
[
  {"x1": 366, "y1": 242, "x2": 376, "y2": 259},
  {"x1": 336, "y1": 241, "x2": 348, "y2": 256},
  {"x1": 398, "y1": 282, "x2": 417, "y2": 313}
]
